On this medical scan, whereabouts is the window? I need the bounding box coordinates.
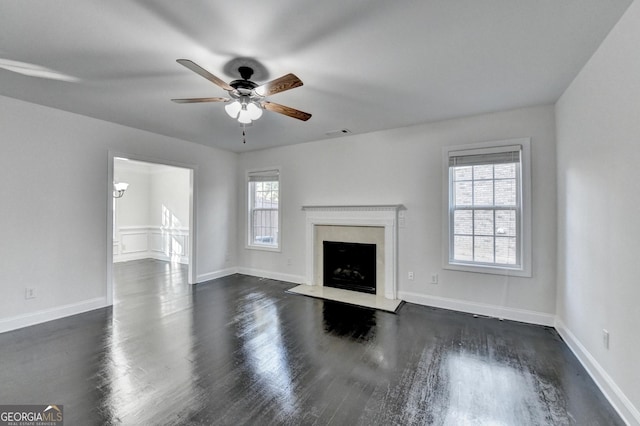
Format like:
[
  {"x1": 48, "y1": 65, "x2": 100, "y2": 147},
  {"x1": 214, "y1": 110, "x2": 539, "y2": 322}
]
[
  {"x1": 248, "y1": 169, "x2": 280, "y2": 250},
  {"x1": 444, "y1": 139, "x2": 531, "y2": 276}
]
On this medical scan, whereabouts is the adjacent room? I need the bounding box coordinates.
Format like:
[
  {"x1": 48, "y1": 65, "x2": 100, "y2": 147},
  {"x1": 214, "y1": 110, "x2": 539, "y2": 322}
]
[{"x1": 0, "y1": 1, "x2": 638, "y2": 424}]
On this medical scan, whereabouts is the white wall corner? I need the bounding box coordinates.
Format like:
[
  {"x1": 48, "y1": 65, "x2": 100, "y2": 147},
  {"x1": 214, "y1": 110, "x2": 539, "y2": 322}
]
[
  {"x1": 0, "y1": 297, "x2": 109, "y2": 334},
  {"x1": 196, "y1": 267, "x2": 239, "y2": 284},
  {"x1": 554, "y1": 319, "x2": 640, "y2": 426},
  {"x1": 398, "y1": 291, "x2": 555, "y2": 326}
]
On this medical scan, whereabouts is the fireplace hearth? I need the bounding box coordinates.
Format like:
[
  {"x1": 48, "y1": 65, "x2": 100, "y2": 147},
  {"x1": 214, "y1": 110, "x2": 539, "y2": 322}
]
[{"x1": 323, "y1": 241, "x2": 376, "y2": 294}]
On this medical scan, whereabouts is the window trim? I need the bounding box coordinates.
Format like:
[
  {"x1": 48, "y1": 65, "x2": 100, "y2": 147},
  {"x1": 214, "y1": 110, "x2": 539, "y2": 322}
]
[
  {"x1": 246, "y1": 167, "x2": 282, "y2": 252},
  {"x1": 442, "y1": 138, "x2": 532, "y2": 277}
]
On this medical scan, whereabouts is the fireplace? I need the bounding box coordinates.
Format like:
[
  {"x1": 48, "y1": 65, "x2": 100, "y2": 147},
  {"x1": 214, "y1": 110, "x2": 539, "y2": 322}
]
[
  {"x1": 323, "y1": 241, "x2": 377, "y2": 294},
  {"x1": 302, "y1": 204, "x2": 403, "y2": 301}
]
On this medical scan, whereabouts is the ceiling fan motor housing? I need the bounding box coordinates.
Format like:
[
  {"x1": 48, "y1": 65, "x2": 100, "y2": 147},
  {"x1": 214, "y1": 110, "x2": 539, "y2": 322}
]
[
  {"x1": 229, "y1": 67, "x2": 261, "y2": 102},
  {"x1": 230, "y1": 66, "x2": 259, "y2": 98},
  {"x1": 230, "y1": 79, "x2": 258, "y2": 91}
]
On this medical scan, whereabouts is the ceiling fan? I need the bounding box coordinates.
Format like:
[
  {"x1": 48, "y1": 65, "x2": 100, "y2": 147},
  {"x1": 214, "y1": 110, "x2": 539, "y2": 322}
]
[{"x1": 171, "y1": 59, "x2": 311, "y2": 124}]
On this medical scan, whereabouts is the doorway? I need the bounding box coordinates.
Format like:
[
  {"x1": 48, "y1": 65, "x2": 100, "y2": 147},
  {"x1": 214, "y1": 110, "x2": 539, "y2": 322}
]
[{"x1": 107, "y1": 153, "x2": 196, "y2": 305}]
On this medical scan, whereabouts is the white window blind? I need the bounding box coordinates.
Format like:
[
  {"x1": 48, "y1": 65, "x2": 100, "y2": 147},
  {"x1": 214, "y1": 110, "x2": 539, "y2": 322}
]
[
  {"x1": 449, "y1": 145, "x2": 521, "y2": 167},
  {"x1": 248, "y1": 169, "x2": 280, "y2": 182}
]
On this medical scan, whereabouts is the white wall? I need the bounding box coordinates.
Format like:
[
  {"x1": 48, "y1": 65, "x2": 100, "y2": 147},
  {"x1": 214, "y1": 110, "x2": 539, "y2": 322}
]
[
  {"x1": 0, "y1": 96, "x2": 237, "y2": 331},
  {"x1": 149, "y1": 165, "x2": 190, "y2": 229},
  {"x1": 238, "y1": 105, "x2": 557, "y2": 325},
  {"x1": 555, "y1": 1, "x2": 640, "y2": 423},
  {"x1": 114, "y1": 163, "x2": 151, "y2": 227}
]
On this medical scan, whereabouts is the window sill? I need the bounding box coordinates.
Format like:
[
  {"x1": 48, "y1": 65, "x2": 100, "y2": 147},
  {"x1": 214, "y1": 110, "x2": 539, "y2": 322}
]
[
  {"x1": 246, "y1": 244, "x2": 281, "y2": 253},
  {"x1": 444, "y1": 261, "x2": 531, "y2": 278}
]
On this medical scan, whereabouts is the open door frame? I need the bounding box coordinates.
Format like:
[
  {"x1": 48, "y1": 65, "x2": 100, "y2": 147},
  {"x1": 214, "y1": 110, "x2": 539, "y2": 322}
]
[{"x1": 106, "y1": 151, "x2": 197, "y2": 305}]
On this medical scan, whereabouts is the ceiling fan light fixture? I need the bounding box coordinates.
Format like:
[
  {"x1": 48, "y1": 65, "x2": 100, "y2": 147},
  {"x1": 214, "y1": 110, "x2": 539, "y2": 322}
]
[
  {"x1": 246, "y1": 102, "x2": 263, "y2": 120},
  {"x1": 237, "y1": 106, "x2": 252, "y2": 124},
  {"x1": 225, "y1": 100, "x2": 241, "y2": 118}
]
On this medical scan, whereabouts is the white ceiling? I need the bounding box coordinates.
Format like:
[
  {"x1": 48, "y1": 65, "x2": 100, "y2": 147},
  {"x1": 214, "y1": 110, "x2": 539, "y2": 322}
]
[{"x1": 0, "y1": 0, "x2": 632, "y2": 153}]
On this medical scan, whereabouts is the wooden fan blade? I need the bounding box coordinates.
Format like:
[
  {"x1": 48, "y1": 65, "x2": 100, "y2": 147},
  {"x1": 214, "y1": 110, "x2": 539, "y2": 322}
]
[
  {"x1": 255, "y1": 73, "x2": 303, "y2": 97},
  {"x1": 176, "y1": 59, "x2": 234, "y2": 91},
  {"x1": 262, "y1": 101, "x2": 312, "y2": 121},
  {"x1": 171, "y1": 97, "x2": 230, "y2": 103}
]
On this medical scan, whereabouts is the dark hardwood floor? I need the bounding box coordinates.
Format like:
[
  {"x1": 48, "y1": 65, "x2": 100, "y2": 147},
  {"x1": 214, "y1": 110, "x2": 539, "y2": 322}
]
[{"x1": 0, "y1": 259, "x2": 623, "y2": 425}]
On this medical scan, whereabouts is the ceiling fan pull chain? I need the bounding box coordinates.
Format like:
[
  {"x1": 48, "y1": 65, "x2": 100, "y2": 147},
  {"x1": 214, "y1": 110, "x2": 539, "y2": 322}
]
[{"x1": 242, "y1": 126, "x2": 246, "y2": 144}]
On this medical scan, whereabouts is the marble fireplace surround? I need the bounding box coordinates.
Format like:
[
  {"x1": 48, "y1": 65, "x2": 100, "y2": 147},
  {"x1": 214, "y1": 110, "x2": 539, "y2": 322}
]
[{"x1": 301, "y1": 205, "x2": 403, "y2": 301}]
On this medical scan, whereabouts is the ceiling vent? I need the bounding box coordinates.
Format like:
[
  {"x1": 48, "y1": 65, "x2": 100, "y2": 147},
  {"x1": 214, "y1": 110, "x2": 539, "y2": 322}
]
[{"x1": 325, "y1": 129, "x2": 352, "y2": 137}]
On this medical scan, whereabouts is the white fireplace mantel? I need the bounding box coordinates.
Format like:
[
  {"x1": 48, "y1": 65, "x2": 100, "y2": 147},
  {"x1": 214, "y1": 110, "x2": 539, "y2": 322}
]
[{"x1": 302, "y1": 204, "x2": 404, "y2": 300}]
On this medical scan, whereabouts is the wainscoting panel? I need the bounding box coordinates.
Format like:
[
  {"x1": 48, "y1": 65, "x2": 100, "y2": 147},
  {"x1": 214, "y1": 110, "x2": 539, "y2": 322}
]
[
  {"x1": 114, "y1": 226, "x2": 189, "y2": 264},
  {"x1": 121, "y1": 232, "x2": 148, "y2": 254}
]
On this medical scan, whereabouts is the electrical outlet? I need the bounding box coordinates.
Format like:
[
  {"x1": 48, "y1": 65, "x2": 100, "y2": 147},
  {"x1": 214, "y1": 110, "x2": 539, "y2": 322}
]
[
  {"x1": 603, "y1": 329, "x2": 609, "y2": 349},
  {"x1": 408, "y1": 271, "x2": 414, "y2": 280},
  {"x1": 25, "y1": 288, "x2": 36, "y2": 299},
  {"x1": 287, "y1": 258, "x2": 292, "y2": 266},
  {"x1": 430, "y1": 274, "x2": 439, "y2": 285}
]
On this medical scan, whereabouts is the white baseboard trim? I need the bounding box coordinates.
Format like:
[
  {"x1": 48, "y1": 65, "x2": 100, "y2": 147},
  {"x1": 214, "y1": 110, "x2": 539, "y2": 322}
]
[
  {"x1": 237, "y1": 267, "x2": 306, "y2": 285},
  {"x1": 0, "y1": 297, "x2": 108, "y2": 334},
  {"x1": 555, "y1": 318, "x2": 639, "y2": 426},
  {"x1": 114, "y1": 252, "x2": 189, "y2": 265},
  {"x1": 114, "y1": 252, "x2": 151, "y2": 263},
  {"x1": 398, "y1": 291, "x2": 555, "y2": 326},
  {"x1": 196, "y1": 268, "x2": 238, "y2": 284}
]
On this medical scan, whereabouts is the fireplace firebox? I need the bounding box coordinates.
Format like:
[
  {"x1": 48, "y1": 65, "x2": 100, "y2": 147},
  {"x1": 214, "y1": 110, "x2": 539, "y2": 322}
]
[{"x1": 323, "y1": 241, "x2": 376, "y2": 294}]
